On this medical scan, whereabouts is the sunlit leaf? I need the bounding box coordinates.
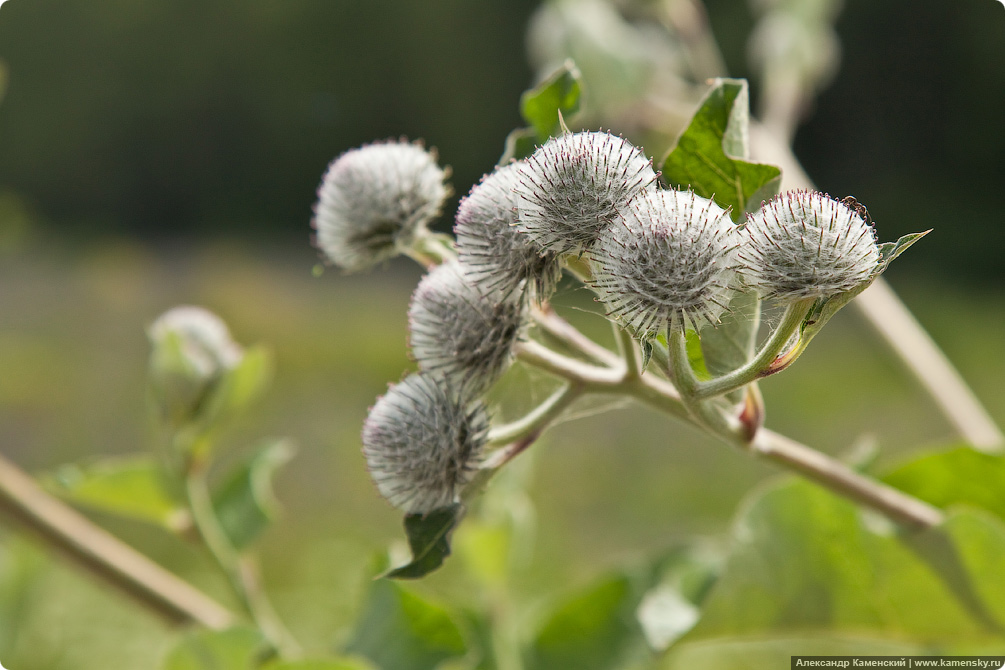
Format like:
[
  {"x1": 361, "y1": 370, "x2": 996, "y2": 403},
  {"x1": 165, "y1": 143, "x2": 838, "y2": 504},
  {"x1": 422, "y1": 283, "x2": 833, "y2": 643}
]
[
  {"x1": 262, "y1": 658, "x2": 375, "y2": 670},
  {"x1": 45, "y1": 455, "x2": 186, "y2": 530},
  {"x1": 345, "y1": 579, "x2": 466, "y2": 670},
  {"x1": 161, "y1": 626, "x2": 266, "y2": 670},
  {"x1": 685, "y1": 479, "x2": 1005, "y2": 646},
  {"x1": 882, "y1": 446, "x2": 1005, "y2": 522}
]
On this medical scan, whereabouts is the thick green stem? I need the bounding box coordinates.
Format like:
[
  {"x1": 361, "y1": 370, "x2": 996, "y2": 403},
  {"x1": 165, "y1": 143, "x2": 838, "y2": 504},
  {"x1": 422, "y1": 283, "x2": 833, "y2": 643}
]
[{"x1": 691, "y1": 297, "x2": 815, "y2": 399}]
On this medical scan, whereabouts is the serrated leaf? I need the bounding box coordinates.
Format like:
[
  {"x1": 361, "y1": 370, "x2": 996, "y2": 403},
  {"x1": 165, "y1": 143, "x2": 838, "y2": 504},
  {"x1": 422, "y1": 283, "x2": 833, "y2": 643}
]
[
  {"x1": 875, "y1": 230, "x2": 931, "y2": 275},
  {"x1": 882, "y1": 446, "x2": 1005, "y2": 522},
  {"x1": 686, "y1": 479, "x2": 1005, "y2": 646},
  {"x1": 212, "y1": 439, "x2": 294, "y2": 550},
  {"x1": 521, "y1": 59, "x2": 583, "y2": 140},
  {"x1": 660, "y1": 79, "x2": 781, "y2": 221},
  {"x1": 161, "y1": 626, "x2": 266, "y2": 670},
  {"x1": 345, "y1": 579, "x2": 466, "y2": 670},
  {"x1": 45, "y1": 455, "x2": 185, "y2": 530},
  {"x1": 385, "y1": 503, "x2": 464, "y2": 579}
]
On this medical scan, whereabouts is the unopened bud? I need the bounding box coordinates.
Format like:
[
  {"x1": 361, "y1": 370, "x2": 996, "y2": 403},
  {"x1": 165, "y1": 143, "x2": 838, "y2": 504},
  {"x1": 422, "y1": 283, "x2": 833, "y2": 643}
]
[
  {"x1": 740, "y1": 190, "x2": 880, "y2": 301},
  {"x1": 362, "y1": 373, "x2": 488, "y2": 514},
  {"x1": 147, "y1": 306, "x2": 243, "y2": 425},
  {"x1": 313, "y1": 139, "x2": 450, "y2": 272},
  {"x1": 592, "y1": 189, "x2": 739, "y2": 336},
  {"x1": 455, "y1": 161, "x2": 561, "y2": 301},
  {"x1": 409, "y1": 261, "x2": 525, "y2": 394},
  {"x1": 515, "y1": 131, "x2": 658, "y2": 254}
]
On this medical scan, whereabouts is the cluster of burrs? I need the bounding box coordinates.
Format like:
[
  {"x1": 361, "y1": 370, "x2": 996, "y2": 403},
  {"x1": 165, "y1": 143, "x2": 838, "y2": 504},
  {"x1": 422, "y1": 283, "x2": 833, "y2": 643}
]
[{"x1": 312, "y1": 133, "x2": 881, "y2": 514}]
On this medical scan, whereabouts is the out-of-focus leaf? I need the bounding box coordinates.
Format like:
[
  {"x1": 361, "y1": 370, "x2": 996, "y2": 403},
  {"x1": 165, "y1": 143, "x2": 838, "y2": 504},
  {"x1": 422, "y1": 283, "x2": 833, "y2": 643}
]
[
  {"x1": 344, "y1": 579, "x2": 466, "y2": 670},
  {"x1": 882, "y1": 446, "x2": 1005, "y2": 522},
  {"x1": 527, "y1": 546, "x2": 719, "y2": 670},
  {"x1": 526, "y1": 573, "x2": 644, "y2": 670},
  {"x1": 521, "y1": 59, "x2": 582, "y2": 140},
  {"x1": 45, "y1": 455, "x2": 186, "y2": 531},
  {"x1": 684, "y1": 479, "x2": 1005, "y2": 647},
  {"x1": 161, "y1": 626, "x2": 266, "y2": 670},
  {"x1": 660, "y1": 79, "x2": 781, "y2": 221},
  {"x1": 261, "y1": 659, "x2": 375, "y2": 670},
  {"x1": 385, "y1": 504, "x2": 463, "y2": 579},
  {"x1": 212, "y1": 440, "x2": 294, "y2": 550},
  {"x1": 501, "y1": 60, "x2": 583, "y2": 163},
  {"x1": 0, "y1": 538, "x2": 44, "y2": 654},
  {"x1": 665, "y1": 635, "x2": 925, "y2": 669},
  {"x1": 202, "y1": 345, "x2": 272, "y2": 424},
  {"x1": 684, "y1": 330, "x2": 712, "y2": 381}
]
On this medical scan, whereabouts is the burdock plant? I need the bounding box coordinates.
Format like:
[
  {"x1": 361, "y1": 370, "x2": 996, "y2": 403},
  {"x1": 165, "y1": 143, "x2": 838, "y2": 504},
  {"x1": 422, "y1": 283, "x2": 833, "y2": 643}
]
[{"x1": 315, "y1": 70, "x2": 936, "y2": 580}]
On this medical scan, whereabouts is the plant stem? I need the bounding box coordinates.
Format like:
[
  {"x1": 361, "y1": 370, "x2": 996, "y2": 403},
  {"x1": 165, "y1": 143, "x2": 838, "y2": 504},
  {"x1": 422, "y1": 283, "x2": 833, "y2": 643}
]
[
  {"x1": 516, "y1": 326, "x2": 943, "y2": 530},
  {"x1": 184, "y1": 465, "x2": 299, "y2": 656},
  {"x1": 0, "y1": 453, "x2": 234, "y2": 629},
  {"x1": 487, "y1": 383, "x2": 583, "y2": 447},
  {"x1": 691, "y1": 297, "x2": 815, "y2": 399}
]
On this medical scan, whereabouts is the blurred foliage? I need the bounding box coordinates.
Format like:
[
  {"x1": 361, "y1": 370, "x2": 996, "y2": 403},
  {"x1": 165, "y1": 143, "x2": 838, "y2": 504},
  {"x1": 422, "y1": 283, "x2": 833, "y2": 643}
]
[{"x1": 0, "y1": 0, "x2": 999, "y2": 280}]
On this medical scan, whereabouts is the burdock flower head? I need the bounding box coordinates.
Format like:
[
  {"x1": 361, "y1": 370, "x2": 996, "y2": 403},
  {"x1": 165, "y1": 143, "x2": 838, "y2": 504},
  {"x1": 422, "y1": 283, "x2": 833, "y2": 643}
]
[
  {"x1": 313, "y1": 139, "x2": 450, "y2": 272},
  {"x1": 362, "y1": 372, "x2": 488, "y2": 514},
  {"x1": 592, "y1": 189, "x2": 740, "y2": 337},
  {"x1": 147, "y1": 306, "x2": 244, "y2": 425},
  {"x1": 741, "y1": 190, "x2": 880, "y2": 301},
  {"x1": 454, "y1": 161, "x2": 562, "y2": 301},
  {"x1": 409, "y1": 260, "x2": 526, "y2": 394},
  {"x1": 514, "y1": 131, "x2": 658, "y2": 255}
]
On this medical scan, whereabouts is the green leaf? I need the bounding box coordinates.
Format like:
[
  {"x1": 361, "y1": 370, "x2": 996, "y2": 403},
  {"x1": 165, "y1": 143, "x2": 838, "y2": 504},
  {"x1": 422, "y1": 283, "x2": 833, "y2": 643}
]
[
  {"x1": 202, "y1": 345, "x2": 273, "y2": 424},
  {"x1": 45, "y1": 455, "x2": 186, "y2": 530},
  {"x1": 385, "y1": 503, "x2": 464, "y2": 579},
  {"x1": 500, "y1": 60, "x2": 584, "y2": 163},
  {"x1": 345, "y1": 579, "x2": 467, "y2": 670},
  {"x1": 261, "y1": 659, "x2": 375, "y2": 670},
  {"x1": 686, "y1": 479, "x2": 1005, "y2": 645},
  {"x1": 875, "y1": 230, "x2": 931, "y2": 275},
  {"x1": 696, "y1": 289, "x2": 761, "y2": 404},
  {"x1": 212, "y1": 439, "x2": 294, "y2": 550},
  {"x1": 660, "y1": 79, "x2": 781, "y2": 221},
  {"x1": 520, "y1": 59, "x2": 582, "y2": 141},
  {"x1": 684, "y1": 330, "x2": 712, "y2": 382},
  {"x1": 882, "y1": 446, "x2": 1005, "y2": 522},
  {"x1": 161, "y1": 626, "x2": 266, "y2": 670},
  {"x1": 527, "y1": 548, "x2": 719, "y2": 670},
  {"x1": 526, "y1": 573, "x2": 646, "y2": 670}
]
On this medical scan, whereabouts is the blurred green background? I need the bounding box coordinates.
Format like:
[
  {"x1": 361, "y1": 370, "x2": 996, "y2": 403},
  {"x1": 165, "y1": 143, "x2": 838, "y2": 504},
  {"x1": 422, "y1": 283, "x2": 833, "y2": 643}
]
[{"x1": 0, "y1": 0, "x2": 1003, "y2": 668}]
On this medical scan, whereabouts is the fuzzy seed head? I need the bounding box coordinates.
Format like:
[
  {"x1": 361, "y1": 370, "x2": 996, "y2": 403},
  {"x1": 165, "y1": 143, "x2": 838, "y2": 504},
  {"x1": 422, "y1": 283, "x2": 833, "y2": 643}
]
[
  {"x1": 362, "y1": 373, "x2": 488, "y2": 514},
  {"x1": 409, "y1": 261, "x2": 526, "y2": 394},
  {"x1": 515, "y1": 131, "x2": 658, "y2": 254},
  {"x1": 741, "y1": 191, "x2": 880, "y2": 301},
  {"x1": 592, "y1": 189, "x2": 740, "y2": 337},
  {"x1": 313, "y1": 139, "x2": 449, "y2": 272},
  {"x1": 147, "y1": 306, "x2": 243, "y2": 425},
  {"x1": 455, "y1": 162, "x2": 562, "y2": 301}
]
